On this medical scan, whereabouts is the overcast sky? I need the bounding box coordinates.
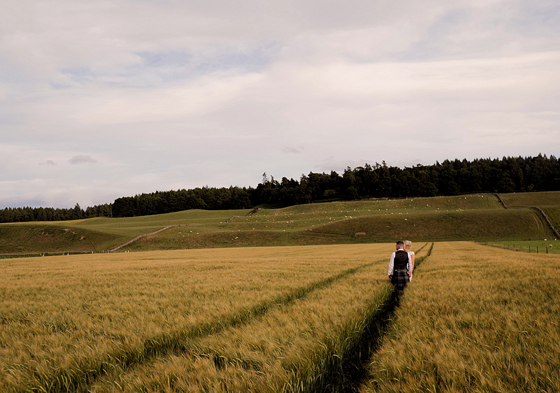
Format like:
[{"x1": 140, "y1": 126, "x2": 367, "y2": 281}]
[{"x1": 1, "y1": 0, "x2": 559, "y2": 208}]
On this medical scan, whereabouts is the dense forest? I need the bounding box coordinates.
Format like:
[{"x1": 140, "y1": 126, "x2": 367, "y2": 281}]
[
  {"x1": 0, "y1": 203, "x2": 112, "y2": 224},
  {"x1": 1, "y1": 155, "x2": 559, "y2": 222}
]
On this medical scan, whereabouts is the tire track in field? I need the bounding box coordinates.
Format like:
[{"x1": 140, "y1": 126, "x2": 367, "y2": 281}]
[
  {"x1": 188, "y1": 244, "x2": 433, "y2": 393},
  {"x1": 315, "y1": 242, "x2": 434, "y2": 393},
  {"x1": 28, "y1": 261, "x2": 381, "y2": 393},
  {"x1": 177, "y1": 244, "x2": 436, "y2": 393}
]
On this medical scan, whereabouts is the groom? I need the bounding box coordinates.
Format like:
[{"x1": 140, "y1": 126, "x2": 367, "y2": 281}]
[{"x1": 388, "y1": 240, "x2": 412, "y2": 296}]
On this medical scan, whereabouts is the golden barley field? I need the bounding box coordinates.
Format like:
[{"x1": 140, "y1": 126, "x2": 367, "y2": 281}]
[
  {"x1": 361, "y1": 242, "x2": 560, "y2": 393},
  {"x1": 0, "y1": 243, "x2": 402, "y2": 392},
  {"x1": 2, "y1": 242, "x2": 559, "y2": 392}
]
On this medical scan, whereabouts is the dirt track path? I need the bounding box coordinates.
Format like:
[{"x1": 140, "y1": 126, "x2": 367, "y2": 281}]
[{"x1": 108, "y1": 224, "x2": 188, "y2": 252}]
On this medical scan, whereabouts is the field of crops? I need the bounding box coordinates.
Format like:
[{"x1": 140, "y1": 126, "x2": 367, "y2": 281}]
[
  {"x1": 0, "y1": 243, "x2": 409, "y2": 392},
  {"x1": 2, "y1": 241, "x2": 559, "y2": 392},
  {"x1": 361, "y1": 242, "x2": 560, "y2": 392}
]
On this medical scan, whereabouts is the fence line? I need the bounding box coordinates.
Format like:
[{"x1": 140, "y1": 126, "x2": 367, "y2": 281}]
[
  {"x1": 494, "y1": 193, "x2": 508, "y2": 209},
  {"x1": 530, "y1": 206, "x2": 560, "y2": 239}
]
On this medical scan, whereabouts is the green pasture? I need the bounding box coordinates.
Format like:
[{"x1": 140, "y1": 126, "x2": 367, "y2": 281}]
[
  {"x1": 120, "y1": 208, "x2": 555, "y2": 252},
  {"x1": 1, "y1": 192, "x2": 559, "y2": 255},
  {"x1": 499, "y1": 190, "x2": 560, "y2": 207},
  {"x1": 542, "y1": 206, "x2": 560, "y2": 230},
  {"x1": 0, "y1": 210, "x2": 246, "y2": 255},
  {"x1": 0, "y1": 224, "x2": 123, "y2": 254},
  {"x1": 486, "y1": 239, "x2": 560, "y2": 254}
]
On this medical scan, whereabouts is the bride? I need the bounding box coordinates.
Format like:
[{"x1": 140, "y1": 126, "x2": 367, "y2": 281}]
[{"x1": 404, "y1": 240, "x2": 415, "y2": 281}]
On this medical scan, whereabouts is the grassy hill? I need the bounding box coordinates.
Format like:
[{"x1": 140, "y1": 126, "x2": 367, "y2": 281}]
[
  {"x1": 1, "y1": 192, "x2": 559, "y2": 255},
  {"x1": 543, "y1": 207, "x2": 560, "y2": 231},
  {"x1": 0, "y1": 224, "x2": 124, "y2": 255},
  {"x1": 499, "y1": 191, "x2": 560, "y2": 207}
]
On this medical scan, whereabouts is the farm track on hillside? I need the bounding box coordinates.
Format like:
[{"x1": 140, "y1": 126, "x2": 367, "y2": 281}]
[
  {"x1": 28, "y1": 261, "x2": 379, "y2": 393},
  {"x1": 107, "y1": 224, "x2": 189, "y2": 252}
]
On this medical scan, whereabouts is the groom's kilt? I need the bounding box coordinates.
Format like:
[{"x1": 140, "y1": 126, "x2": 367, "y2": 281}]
[{"x1": 391, "y1": 268, "x2": 409, "y2": 291}]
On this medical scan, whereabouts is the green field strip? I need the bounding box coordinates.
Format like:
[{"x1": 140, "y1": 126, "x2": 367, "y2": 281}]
[
  {"x1": 19, "y1": 260, "x2": 382, "y2": 393},
  {"x1": 359, "y1": 242, "x2": 560, "y2": 392},
  {"x1": 108, "y1": 224, "x2": 189, "y2": 252},
  {"x1": 542, "y1": 207, "x2": 560, "y2": 231},
  {"x1": 485, "y1": 240, "x2": 560, "y2": 254},
  {"x1": 309, "y1": 209, "x2": 553, "y2": 243},
  {"x1": 86, "y1": 263, "x2": 393, "y2": 392}
]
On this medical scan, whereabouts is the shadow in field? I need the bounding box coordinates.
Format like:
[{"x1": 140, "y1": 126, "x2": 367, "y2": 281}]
[
  {"x1": 302, "y1": 289, "x2": 402, "y2": 393},
  {"x1": 336, "y1": 290, "x2": 401, "y2": 393}
]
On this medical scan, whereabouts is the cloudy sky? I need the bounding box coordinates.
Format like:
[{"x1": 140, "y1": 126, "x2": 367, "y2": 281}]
[{"x1": 1, "y1": 0, "x2": 559, "y2": 208}]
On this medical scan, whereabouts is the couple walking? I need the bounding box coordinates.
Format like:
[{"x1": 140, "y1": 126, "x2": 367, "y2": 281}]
[{"x1": 387, "y1": 240, "x2": 415, "y2": 296}]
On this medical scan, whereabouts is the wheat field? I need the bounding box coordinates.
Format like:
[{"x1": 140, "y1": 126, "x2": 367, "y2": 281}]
[
  {"x1": 2, "y1": 241, "x2": 559, "y2": 392},
  {"x1": 1, "y1": 243, "x2": 398, "y2": 392},
  {"x1": 361, "y1": 242, "x2": 560, "y2": 393}
]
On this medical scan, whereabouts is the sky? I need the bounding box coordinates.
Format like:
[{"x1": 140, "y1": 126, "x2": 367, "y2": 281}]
[{"x1": 1, "y1": 0, "x2": 559, "y2": 209}]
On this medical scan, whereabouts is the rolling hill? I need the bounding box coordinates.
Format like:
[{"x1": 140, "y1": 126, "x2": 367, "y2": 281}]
[{"x1": 1, "y1": 192, "x2": 558, "y2": 255}]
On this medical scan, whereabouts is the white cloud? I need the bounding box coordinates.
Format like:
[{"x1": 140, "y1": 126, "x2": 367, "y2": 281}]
[
  {"x1": 0, "y1": 0, "x2": 559, "y2": 208},
  {"x1": 69, "y1": 155, "x2": 97, "y2": 165}
]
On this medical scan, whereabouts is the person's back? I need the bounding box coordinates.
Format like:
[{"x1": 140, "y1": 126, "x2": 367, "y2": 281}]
[
  {"x1": 393, "y1": 249, "x2": 409, "y2": 270},
  {"x1": 388, "y1": 241, "x2": 410, "y2": 296}
]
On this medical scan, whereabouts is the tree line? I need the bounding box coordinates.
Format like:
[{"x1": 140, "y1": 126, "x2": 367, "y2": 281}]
[
  {"x1": 1, "y1": 154, "x2": 559, "y2": 222},
  {"x1": 0, "y1": 203, "x2": 112, "y2": 224}
]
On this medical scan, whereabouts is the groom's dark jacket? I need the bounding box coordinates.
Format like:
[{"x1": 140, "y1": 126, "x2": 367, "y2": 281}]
[{"x1": 393, "y1": 249, "x2": 409, "y2": 270}]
